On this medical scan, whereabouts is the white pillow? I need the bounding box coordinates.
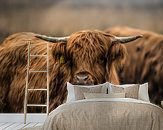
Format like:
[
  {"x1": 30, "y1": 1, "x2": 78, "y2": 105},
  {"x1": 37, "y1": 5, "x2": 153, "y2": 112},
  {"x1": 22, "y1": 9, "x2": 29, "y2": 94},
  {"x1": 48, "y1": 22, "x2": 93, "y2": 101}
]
[
  {"x1": 108, "y1": 83, "x2": 139, "y2": 99},
  {"x1": 108, "y1": 82, "x2": 150, "y2": 102},
  {"x1": 138, "y1": 83, "x2": 150, "y2": 102},
  {"x1": 66, "y1": 82, "x2": 76, "y2": 103},
  {"x1": 161, "y1": 101, "x2": 163, "y2": 107},
  {"x1": 66, "y1": 82, "x2": 108, "y2": 103},
  {"x1": 84, "y1": 92, "x2": 126, "y2": 99}
]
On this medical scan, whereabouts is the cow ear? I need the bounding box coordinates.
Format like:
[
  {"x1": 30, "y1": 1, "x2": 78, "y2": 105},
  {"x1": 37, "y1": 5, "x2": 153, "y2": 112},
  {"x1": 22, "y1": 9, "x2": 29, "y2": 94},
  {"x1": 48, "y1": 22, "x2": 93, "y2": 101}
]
[
  {"x1": 51, "y1": 42, "x2": 67, "y2": 64},
  {"x1": 109, "y1": 44, "x2": 127, "y2": 68}
]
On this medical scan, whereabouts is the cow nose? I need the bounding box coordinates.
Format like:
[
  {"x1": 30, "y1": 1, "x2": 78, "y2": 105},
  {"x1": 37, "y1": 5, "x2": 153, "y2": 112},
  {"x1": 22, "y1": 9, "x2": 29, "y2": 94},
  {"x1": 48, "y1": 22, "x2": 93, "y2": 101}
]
[
  {"x1": 76, "y1": 75, "x2": 88, "y2": 81},
  {"x1": 75, "y1": 72, "x2": 92, "y2": 84}
]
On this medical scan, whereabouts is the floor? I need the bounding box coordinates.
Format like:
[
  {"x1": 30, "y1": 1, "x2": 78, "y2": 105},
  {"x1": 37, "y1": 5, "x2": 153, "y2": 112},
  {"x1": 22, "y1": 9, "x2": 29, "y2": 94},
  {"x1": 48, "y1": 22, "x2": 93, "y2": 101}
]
[
  {"x1": 0, "y1": 114, "x2": 46, "y2": 130},
  {"x1": 0, "y1": 122, "x2": 43, "y2": 130}
]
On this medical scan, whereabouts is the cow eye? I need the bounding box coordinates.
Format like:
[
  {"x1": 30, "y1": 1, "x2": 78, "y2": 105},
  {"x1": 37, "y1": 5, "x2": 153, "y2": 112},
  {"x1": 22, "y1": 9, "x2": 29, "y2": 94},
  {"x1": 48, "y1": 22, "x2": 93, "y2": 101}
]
[
  {"x1": 98, "y1": 56, "x2": 106, "y2": 64},
  {"x1": 74, "y1": 43, "x2": 81, "y2": 49}
]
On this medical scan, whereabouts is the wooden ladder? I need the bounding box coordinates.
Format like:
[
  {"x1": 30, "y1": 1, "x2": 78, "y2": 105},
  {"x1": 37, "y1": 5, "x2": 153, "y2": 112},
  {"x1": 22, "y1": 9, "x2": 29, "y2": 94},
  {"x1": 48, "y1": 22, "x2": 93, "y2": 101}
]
[{"x1": 24, "y1": 41, "x2": 50, "y2": 124}]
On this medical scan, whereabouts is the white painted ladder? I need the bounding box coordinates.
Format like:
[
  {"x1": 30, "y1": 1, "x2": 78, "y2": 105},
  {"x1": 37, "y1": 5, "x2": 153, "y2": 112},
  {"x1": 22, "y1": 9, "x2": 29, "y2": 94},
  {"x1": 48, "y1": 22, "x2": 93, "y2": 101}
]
[{"x1": 24, "y1": 41, "x2": 50, "y2": 124}]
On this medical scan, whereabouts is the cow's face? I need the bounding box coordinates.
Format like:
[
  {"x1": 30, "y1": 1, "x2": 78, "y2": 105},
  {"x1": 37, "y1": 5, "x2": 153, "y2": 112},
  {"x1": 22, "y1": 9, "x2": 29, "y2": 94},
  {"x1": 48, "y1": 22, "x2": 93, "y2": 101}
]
[
  {"x1": 36, "y1": 30, "x2": 142, "y2": 85},
  {"x1": 67, "y1": 31, "x2": 117, "y2": 85}
]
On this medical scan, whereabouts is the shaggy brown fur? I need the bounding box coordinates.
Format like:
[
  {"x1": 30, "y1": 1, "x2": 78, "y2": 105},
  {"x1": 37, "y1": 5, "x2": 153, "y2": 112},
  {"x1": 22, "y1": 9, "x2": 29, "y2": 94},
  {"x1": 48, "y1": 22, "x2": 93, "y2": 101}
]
[
  {"x1": 106, "y1": 26, "x2": 163, "y2": 106},
  {"x1": 0, "y1": 30, "x2": 126, "y2": 113}
]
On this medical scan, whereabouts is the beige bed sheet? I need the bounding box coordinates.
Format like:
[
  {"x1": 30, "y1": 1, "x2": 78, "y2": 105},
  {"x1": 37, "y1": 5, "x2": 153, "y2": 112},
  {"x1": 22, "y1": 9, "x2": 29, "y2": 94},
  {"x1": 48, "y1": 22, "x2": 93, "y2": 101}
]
[{"x1": 39, "y1": 98, "x2": 163, "y2": 130}]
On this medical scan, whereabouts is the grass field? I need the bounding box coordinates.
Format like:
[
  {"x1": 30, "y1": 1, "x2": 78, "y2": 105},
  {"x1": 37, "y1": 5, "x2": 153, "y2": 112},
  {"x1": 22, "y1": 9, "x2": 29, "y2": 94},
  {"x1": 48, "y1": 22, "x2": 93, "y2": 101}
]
[{"x1": 0, "y1": 2, "x2": 163, "y2": 42}]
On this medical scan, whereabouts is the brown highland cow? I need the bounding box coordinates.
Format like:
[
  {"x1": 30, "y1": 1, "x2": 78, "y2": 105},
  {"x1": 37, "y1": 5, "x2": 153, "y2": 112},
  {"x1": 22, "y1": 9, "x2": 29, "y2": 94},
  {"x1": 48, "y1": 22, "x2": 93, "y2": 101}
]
[
  {"x1": 0, "y1": 30, "x2": 141, "y2": 112},
  {"x1": 106, "y1": 26, "x2": 163, "y2": 106}
]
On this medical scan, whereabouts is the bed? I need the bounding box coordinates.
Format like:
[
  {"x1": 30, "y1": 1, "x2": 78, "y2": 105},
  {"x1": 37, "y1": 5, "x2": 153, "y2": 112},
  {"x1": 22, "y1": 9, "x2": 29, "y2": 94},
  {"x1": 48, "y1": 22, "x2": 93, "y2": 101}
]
[
  {"x1": 42, "y1": 98, "x2": 163, "y2": 130},
  {"x1": 25, "y1": 82, "x2": 163, "y2": 130}
]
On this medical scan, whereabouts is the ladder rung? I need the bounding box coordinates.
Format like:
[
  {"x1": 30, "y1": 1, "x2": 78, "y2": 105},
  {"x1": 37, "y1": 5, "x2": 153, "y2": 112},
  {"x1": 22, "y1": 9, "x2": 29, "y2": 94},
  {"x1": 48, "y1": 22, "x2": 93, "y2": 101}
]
[
  {"x1": 24, "y1": 42, "x2": 50, "y2": 124},
  {"x1": 27, "y1": 104, "x2": 47, "y2": 107},
  {"x1": 30, "y1": 55, "x2": 47, "y2": 57},
  {"x1": 28, "y1": 89, "x2": 47, "y2": 91},
  {"x1": 29, "y1": 70, "x2": 47, "y2": 73}
]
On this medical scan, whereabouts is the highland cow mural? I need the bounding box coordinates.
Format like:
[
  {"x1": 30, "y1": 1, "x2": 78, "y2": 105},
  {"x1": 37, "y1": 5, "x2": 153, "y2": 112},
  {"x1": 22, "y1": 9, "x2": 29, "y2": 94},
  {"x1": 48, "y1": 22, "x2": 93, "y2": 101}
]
[
  {"x1": 106, "y1": 26, "x2": 163, "y2": 106},
  {"x1": 0, "y1": 30, "x2": 141, "y2": 112}
]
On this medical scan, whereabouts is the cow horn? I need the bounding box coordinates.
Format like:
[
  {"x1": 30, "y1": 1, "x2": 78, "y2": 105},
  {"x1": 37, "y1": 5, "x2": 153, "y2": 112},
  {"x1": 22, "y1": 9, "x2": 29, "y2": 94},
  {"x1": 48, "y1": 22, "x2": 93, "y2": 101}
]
[
  {"x1": 35, "y1": 34, "x2": 69, "y2": 43},
  {"x1": 114, "y1": 35, "x2": 143, "y2": 44}
]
